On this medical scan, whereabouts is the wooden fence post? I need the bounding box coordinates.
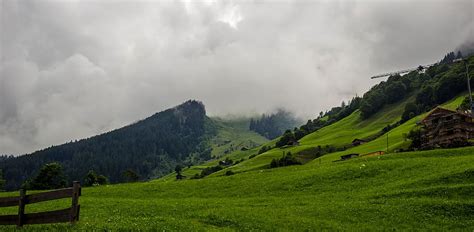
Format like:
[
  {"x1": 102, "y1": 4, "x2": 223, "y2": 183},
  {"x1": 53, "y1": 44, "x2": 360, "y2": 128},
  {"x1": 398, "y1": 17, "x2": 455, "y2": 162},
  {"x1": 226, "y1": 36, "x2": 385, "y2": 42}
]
[
  {"x1": 17, "y1": 189, "x2": 26, "y2": 227},
  {"x1": 70, "y1": 181, "x2": 80, "y2": 224}
]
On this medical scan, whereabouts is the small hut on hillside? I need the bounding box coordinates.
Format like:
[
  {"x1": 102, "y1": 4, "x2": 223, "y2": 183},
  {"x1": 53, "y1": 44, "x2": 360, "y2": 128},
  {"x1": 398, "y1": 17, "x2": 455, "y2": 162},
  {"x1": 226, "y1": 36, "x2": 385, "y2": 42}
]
[
  {"x1": 352, "y1": 138, "x2": 368, "y2": 146},
  {"x1": 340, "y1": 153, "x2": 359, "y2": 160}
]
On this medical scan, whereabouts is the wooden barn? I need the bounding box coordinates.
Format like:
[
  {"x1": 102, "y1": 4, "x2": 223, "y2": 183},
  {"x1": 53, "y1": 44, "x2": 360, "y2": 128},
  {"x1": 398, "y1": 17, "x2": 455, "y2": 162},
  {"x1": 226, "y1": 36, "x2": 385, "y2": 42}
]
[
  {"x1": 340, "y1": 153, "x2": 359, "y2": 160},
  {"x1": 420, "y1": 107, "x2": 474, "y2": 148}
]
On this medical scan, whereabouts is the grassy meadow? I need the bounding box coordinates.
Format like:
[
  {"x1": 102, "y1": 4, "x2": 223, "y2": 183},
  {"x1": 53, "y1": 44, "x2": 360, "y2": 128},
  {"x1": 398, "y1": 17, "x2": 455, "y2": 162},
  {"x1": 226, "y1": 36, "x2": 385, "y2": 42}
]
[{"x1": 0, "y1": 146, "x2": 473, "y2": 231}]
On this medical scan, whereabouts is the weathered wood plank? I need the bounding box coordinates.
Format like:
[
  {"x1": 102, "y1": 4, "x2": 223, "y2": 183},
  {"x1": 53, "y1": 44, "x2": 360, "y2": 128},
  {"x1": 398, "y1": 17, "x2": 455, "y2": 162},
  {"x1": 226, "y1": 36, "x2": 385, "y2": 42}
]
[
  {"x1": 0, "y1": 196, "x2": 20, "y2": 207},
  {"x1": 0, "y1": 181, "x2": 81, "y2": 227},
  {"x1": 70, "y1": 181, "x2": 80, "y2": 223},
  {"x1": 17, "y1": 189, "x2": 26, "y2": 227},
  {"x1": 0, "y1": 214, "x2": 17, "y2": 225},
  {"x1": 25, "y1": 188, "x2": 73, "y2": 204},
  {"x1": 23, "y1": 207, "x2": 71, "y2": 225}
]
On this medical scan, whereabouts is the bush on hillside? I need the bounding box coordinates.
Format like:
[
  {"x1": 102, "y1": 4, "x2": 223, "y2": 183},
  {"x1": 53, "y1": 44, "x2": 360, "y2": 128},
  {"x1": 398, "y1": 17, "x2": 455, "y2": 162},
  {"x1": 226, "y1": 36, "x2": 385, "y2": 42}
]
[
  {"x1": 84, "y1": 170, "x2": 109, "y2": 186},
  {"x1": 258, "y1": 145, "x2": 271, "y2": 154},
  {"x1": 192, "y1": 165, "x2": 224, "y2": 179},
  {"x1": 270, "y1": 152, "x2": 301, "y2": 168},
  {"x1": 123, "y1": 169, "x2": 140, "y2": 182},
  {"x1": 458, "y1": 95, "x2": 474, "y2": 111},
  {"x1": 26, "y1": 162, "x2": 67, "y2": 190},
  {"x1": 275, "y1": 130, "x2": 297, "y2": 147}
]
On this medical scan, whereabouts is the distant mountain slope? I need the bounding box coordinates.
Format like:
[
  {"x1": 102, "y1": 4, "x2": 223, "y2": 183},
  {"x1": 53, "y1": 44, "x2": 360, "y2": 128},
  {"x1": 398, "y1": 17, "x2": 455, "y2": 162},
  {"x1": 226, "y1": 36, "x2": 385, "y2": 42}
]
[
  {"x1": 210, "y1": 117, "x2": 269, "y2": 158},
  {"x1": 211, "y1": 96, "x2": 413, "y2": 175},
  {"x1": 249, "y1": 109, "x2": 302, "y2": 139},
  {"x1": 0, "y1": 100, "x2": 216, "y2": 190}
]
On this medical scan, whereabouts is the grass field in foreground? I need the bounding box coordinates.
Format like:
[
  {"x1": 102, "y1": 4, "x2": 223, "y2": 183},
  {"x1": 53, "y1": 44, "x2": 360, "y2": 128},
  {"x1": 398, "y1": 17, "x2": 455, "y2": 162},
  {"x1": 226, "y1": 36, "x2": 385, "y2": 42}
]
[{"x1": 1, "y1": 146, "x2": 473, "y2": 231}]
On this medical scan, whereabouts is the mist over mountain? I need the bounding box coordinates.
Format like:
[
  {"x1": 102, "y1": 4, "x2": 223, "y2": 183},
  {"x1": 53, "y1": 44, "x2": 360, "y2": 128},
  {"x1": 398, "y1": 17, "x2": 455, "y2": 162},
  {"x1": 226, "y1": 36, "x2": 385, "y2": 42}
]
[{"x1": 0, "y1": 100, "x2": 215, "y2": 190}]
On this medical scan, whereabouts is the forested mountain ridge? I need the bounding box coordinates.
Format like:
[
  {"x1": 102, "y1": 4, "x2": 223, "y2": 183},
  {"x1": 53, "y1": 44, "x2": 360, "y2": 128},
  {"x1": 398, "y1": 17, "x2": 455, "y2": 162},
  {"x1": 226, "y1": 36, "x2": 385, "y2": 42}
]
[
  {"x1": 249, "y1": 109, "x2": 302, "y2": 139},
  {"x1": 0, "y1": 100, "x2": 217, "y2": 190}
]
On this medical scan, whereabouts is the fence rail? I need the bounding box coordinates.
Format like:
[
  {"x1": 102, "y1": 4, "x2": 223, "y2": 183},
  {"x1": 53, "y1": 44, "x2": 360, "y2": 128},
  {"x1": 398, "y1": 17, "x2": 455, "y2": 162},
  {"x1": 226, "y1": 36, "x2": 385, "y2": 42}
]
[{"x1": 0, "y1": 181, "x2": 81, "y2": 227}]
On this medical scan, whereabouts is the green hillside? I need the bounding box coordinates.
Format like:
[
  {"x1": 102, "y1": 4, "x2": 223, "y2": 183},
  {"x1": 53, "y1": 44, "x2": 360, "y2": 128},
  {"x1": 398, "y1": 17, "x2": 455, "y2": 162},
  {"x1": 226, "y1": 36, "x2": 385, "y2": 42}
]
[
  {"x1": 207, "y1": 93, "x2": 466, "y2": 177},
  {"x1": 210, "y1": 95, "x2": 412, "y2": 175},
  {"x1": 298, "y1": 96, "x2": 409, "y2": 147},
  {"x1": 160, "y1": 117, "x2": 270, "y2": 181},
  {"x1": 321, "y1": 94, "x2": 466, "y2": 163},
  {"x1": 209, "y1": 117, "x2": 269, "y2": 158},
  {"x1": 1, "y1": 146, "x2": 473, "y2": 231}
]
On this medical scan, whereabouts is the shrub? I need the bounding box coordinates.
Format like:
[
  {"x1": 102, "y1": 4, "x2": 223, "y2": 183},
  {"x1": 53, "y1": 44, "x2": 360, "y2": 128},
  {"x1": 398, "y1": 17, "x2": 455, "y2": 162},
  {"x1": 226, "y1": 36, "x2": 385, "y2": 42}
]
[
  {"x1": 270, "y1": 152, "x2": 301, "y2": 168},
  {"x1": 219, "y1": 158, "x2": 233, "y2": 166},
  {"x1": 192, "y1": 165, "x2": 224, "y2": 179},
  {"x1": 258, "y1": 145, "x2": 271, "y2": 154},
  {"x1": 275, "y1": 130, "x2": 296, "y2": 147},
  {"x1": 225, "y1": 170, "x2": 235, "y2": 176},
  {"x1": 123, "y1": 169, "x2": 140, "y2": 182},
  {"x1": 28, "y1": 162, "x2": 67, "y2": 190}
]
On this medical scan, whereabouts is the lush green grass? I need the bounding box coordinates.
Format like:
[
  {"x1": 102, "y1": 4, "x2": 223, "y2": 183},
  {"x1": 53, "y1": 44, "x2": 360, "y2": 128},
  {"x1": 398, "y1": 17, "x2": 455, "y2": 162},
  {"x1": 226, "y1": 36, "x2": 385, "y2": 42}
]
[
  {"x1": 299, "y1": 96, "x2": 410, "y2": 147},
  {"x1": 1, "y1": 146, "x2": 473, "y2": 231}
]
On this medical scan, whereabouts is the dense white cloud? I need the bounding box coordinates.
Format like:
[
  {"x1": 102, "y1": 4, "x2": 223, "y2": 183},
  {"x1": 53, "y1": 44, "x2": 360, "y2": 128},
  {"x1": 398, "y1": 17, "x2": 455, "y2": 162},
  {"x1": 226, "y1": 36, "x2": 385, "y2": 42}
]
[{"x1": 1, "y1": 0, "x2": 473, "y2": 155}]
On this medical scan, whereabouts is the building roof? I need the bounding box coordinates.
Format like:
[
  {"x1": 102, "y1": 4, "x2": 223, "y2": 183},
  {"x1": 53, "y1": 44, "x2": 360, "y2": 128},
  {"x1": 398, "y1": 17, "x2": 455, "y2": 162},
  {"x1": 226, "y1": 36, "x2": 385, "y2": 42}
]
[{"x1": 420, "y1": 106, "x2": 471, "y2": 124}]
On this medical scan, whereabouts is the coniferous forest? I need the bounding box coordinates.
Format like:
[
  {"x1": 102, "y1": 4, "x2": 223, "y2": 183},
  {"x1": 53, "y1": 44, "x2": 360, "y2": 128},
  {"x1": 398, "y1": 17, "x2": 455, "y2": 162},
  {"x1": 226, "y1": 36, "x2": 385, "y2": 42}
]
[{"x1": 0, "y1": 100, "x2": 215, "y2": 190}]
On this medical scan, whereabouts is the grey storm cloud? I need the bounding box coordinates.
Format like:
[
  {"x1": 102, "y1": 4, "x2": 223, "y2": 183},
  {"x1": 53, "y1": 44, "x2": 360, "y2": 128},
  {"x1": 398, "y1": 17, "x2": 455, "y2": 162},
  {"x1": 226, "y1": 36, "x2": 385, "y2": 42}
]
[{"x1": 1, "y1": 0, "x2": 473, "y2": 155}]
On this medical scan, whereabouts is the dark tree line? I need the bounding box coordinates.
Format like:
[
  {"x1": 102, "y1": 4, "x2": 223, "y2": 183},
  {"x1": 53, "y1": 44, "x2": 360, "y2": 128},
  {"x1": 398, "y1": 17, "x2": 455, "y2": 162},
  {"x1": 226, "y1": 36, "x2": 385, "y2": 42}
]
[
  {"x1": 249, "y1": 109, "x2": 301, "y2": 139},
  {"x1": 359, "y1": 74, "x2": 412, "y2": 119},
  {"x1": 0, "y1": 100, "x2": 216, "y2": 190},
  {"x1": 401, "y1": 55, "x2": 474, "y2": 123},
  {"x1": 440, "y1": 51, "x2": 463, "y2": 64},
  {"x1": 361, "y1": 53, "x2": 473, "y2": 120}
]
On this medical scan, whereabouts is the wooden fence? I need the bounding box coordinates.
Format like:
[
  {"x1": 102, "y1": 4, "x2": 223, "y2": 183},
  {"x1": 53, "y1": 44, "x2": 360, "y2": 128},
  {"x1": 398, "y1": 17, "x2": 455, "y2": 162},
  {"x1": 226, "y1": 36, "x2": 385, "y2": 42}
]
[{"x1": 0, "y1": 181, "x2": 81, "y2": 227}]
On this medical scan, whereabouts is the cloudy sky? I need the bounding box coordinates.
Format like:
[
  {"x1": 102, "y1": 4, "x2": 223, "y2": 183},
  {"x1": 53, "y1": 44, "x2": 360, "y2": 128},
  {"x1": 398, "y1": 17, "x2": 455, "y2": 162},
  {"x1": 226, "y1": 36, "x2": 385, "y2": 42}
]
[{"x1": 1, "y1": 0, "x2": 473, "y2": 155}]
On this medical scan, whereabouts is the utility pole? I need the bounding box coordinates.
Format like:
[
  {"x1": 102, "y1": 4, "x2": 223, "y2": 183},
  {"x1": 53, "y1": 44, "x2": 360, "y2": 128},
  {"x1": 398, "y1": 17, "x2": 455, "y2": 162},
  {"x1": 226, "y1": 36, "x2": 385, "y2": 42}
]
[
  {"x1": 454, "y1": 58, "x2": 473, "y2": 116},
  {"x1": 466, "y1": 60, "x2": 473, "y2": 116}
]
